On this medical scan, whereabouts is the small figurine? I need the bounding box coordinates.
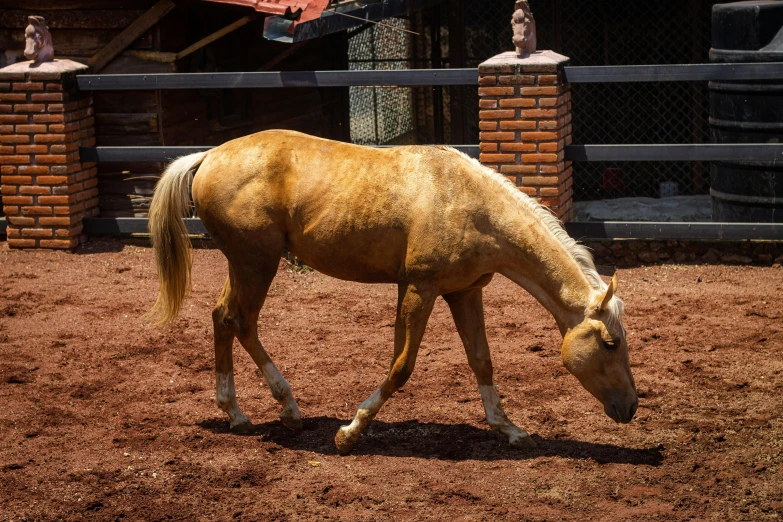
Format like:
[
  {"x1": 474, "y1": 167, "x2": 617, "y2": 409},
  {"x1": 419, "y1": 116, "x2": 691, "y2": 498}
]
[
  {"x1": 24, "y1": 16, "x2": 54, "y2": 64},
  {"x1": 511, "y1": 0, "x2": 537, "y2": 57}
]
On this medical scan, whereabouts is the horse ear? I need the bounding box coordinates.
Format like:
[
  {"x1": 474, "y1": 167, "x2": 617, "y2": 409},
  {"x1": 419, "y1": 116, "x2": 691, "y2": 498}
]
[{"x1": 600, "y1": 273, "x2": 618, "y2": 310}]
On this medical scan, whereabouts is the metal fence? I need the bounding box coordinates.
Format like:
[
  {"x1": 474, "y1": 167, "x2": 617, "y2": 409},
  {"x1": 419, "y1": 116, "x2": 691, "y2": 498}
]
[
  {"x1": 68, "y1": 63, "x2": 783, "y2": 240},
  {"x1": 346, "y1": 9, "x2": 453, "y2": 146},
  {"x1": 347, "y1": 18, "x2": 416, "y2": 145},
  {"x1": 460, "y1": 0, "x2": 719, "y2": 201}
]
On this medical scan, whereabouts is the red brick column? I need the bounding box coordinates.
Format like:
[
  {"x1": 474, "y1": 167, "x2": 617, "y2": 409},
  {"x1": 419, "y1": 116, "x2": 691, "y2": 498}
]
[
  {"x1": 0, "y1": 59, "x2": 97, "y2": 249},
  {"x1": 478, "y1": 51, "x2": 573, "y2": 220}
]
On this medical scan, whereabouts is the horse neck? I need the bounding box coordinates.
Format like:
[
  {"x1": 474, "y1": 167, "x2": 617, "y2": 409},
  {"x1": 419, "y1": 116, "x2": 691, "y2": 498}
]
[{"x1": 494, "y1": 200, "x2": 593, "y2": 335}]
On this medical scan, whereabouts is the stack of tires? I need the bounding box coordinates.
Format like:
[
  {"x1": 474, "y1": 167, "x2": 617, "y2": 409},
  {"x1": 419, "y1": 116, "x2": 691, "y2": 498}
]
[{"x1": 710, "y1": 1, "x2": 783, "y2": 222}]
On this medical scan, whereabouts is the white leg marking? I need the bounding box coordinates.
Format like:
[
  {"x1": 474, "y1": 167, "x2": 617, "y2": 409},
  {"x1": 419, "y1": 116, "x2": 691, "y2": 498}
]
[
  {"x1": 262, "y1": 362, "x2": 301, "y2": 429},
  {"x1": 478, "y1": 384, "x2": 535, "y2": 448},
  {"x1": 261, "y1": 362, "x2": 296, "y2": 408},
  {"x1": 343, "y1": 389, "x2": 384, "y2": 438},
  {"x1": 479, "y1": 384, "x2": 505, "y2": 427},
  {"x1": 335, "y1": 389, "x2": 384, "y2": 454},
  {"x1": 216, "y1": 371, "x2": 249, "y2": 428}
]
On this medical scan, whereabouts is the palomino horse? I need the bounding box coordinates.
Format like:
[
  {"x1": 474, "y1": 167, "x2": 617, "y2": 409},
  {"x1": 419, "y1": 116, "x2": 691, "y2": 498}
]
[{"x1": 149, "y1": 130, "x2": 637, "y2": 454}]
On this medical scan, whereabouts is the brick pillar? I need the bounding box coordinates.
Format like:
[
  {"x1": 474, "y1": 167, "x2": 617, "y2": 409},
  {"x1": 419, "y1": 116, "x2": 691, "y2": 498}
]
[
  {"x1": 0, "y1": 59, "x2": 97, "y2": 249},
  {"x1": 478, "y1": 51, "x2": 573, "y2": 220}
]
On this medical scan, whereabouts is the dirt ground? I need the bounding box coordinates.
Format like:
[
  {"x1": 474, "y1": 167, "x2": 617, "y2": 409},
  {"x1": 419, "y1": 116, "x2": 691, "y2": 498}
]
[{"x1": 1, "y1": 238, "x2": 782, "y2": 521}]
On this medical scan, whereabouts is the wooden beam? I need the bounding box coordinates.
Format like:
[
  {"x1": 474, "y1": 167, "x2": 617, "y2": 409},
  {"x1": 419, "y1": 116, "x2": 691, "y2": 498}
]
[
  {"x1": 0, "y1": 0, "x2": 155, "y2": 8},
  {"x1": 0, "y1": 9, "x2": 145, "y2": 29},
  {"x1": 126, "y1": 50, "x2": 177, "y2": 63},
  {"x1": 176, "y1": 14, "x2": 260, "y2": 61},
  {"x1": 88, "y1": 0, "x2": 175, "y2": 73}
]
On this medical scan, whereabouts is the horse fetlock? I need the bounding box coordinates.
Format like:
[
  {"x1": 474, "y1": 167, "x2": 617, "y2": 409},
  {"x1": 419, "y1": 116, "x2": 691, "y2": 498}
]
[
  {"x1": 262, "y1": 363, "x2": 294, "y2": 402},
  {"x1": 215, "y1": 397, "x2": 233, "y2": 411},
  {"x1": 269, "y1": 383, "x2": 291, "y2": 402}
]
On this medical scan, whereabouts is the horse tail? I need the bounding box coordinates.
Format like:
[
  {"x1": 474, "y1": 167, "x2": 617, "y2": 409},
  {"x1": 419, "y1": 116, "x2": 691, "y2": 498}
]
[{"x1": 148, "y1": 151, "x2": 207, "y2": 323}]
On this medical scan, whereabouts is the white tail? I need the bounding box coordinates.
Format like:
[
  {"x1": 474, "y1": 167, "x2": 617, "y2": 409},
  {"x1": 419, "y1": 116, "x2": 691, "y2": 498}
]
[{"x1": 147, "y1": 152, "x2": 207, "y2": 323}]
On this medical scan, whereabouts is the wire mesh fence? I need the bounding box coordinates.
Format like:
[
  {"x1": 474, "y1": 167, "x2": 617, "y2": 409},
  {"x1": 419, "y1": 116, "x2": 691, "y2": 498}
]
[
  {"x1": 347, "y1": 9, "x2": 453, "y2": 146},
  {"x1": 347, "y1": 18, "x2": 416, "y2": 145},
  {"x1": 460, "y1": 0, "x2": 719, "y2": 201}
]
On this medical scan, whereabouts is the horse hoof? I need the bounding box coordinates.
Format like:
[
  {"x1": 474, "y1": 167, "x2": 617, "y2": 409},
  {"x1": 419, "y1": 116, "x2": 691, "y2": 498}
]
[
  {"x1": 509, "y1": 433, "x2": 537, "y2": 449},
  {"x1": 280, "y1": 412, "x2": 303, "y2": 432},
  {"x1": 334, "y1": 426, "x2": 357, "y2": 456},
  {"x1": 230, "y1": 420, "x2": 253, "y2": 434}
]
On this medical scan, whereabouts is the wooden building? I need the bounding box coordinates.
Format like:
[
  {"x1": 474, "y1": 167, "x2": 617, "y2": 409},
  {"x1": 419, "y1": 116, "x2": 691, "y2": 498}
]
[{"x1": 0, "y1": 0, "x2": 444, "y2": 216}]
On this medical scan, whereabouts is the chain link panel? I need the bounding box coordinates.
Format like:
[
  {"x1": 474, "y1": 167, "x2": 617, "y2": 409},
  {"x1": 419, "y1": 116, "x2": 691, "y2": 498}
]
[
  {"x1": 462, "y1": 0, "x2": 718, "y2": 200},
  {"x1": 348, "y1": 18, "x2": 416, "y2": 145}
]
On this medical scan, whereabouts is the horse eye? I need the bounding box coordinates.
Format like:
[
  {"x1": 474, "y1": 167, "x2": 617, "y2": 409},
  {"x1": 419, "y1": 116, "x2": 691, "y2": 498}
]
[{"x1": 604, "y1": 340, "x2": 617, "y2": 350}]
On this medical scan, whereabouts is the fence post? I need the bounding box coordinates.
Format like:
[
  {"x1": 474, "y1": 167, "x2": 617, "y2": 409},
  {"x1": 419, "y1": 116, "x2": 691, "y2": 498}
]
[
  {"x1": 0, "y1": 60, "x2": 97, "y2": 249},
  {"x1": 478, "y1": 51, "x2": 573, "y2": 220}
]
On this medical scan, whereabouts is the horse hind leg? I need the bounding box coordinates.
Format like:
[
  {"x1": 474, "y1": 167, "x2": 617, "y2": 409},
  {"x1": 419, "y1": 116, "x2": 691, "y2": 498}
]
[
  {"x1": 212, "y1": 280, "x2": 251, "y2": 432},
  {"x1": 228, "y1": 261, "x2": 302, "y2": 431},
  {"x1": 212, "y1": 260, "x2": 302, "y2": 432},
  {"x1": 235, "y1": 326, "x2": 302, "y2": 431},
  {"x1": 444, "y1": 288, "x2": 536, "y2": 449}
]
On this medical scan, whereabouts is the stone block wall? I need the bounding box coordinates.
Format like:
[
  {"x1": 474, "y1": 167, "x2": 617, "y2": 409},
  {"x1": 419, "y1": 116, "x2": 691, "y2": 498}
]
[
  {"x1": 0, "y1": 60, "x2": 97, "y2": 249},
  {"x1": 478, "y1": 50, "x2": 573, "y2": 220}
]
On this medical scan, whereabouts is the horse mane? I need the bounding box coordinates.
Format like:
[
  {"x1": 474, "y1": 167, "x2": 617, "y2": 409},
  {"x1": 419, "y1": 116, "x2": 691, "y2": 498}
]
[{"x1": 447, "y1": 147, "x2": 625, "y2": 327}]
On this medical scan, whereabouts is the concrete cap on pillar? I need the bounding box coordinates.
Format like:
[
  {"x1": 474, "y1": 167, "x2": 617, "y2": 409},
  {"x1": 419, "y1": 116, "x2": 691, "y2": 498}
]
[
  {"x1": 479, "y1": 50, "x2": 570, "y2": 74},
  {"x1": 0, "y1": 59, "x2": 88, "y2": 76}
]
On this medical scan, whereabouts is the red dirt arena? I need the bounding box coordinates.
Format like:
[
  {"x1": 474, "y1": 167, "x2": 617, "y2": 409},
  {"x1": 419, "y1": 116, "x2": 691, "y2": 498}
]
[{"x1": 1, "y1": 238, "x2": 782, "y2": 521}]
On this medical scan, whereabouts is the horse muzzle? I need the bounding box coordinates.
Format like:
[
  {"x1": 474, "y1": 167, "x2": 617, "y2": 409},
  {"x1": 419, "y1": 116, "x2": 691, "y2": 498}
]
[{"x1": 604, "y1": 395, "x2": 638, "y2": 424}]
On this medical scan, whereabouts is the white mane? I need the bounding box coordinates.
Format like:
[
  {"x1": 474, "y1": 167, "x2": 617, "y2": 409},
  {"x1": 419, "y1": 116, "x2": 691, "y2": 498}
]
[{"x1": 449, "y1": 148, "x2": 625, "y2": 327}]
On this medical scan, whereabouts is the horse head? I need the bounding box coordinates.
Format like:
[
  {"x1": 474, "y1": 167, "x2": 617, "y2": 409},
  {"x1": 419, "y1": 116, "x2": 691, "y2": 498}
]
[
  {"x1": 561, "y1": 274, "x2": 638, "y2": 424},
  {"x1": 24, "y1": 16, "x2": 54, "y2": 64}
]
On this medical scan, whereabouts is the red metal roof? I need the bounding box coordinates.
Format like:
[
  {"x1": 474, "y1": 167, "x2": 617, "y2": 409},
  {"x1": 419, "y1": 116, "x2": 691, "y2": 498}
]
[{"x1": 204, "y1": 0, "x2": 333, "y2": 24}]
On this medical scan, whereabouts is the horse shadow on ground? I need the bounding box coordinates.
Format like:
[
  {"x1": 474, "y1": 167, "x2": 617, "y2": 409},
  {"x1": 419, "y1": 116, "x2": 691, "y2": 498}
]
[{"x1": 197, "y1": 416, "x2": 663, "y2": 466}]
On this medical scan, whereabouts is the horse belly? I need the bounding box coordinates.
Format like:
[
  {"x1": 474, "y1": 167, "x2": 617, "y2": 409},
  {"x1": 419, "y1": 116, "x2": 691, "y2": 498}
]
[{"x1": 287, "y1": 225, "x2": 407, "y2": 284}]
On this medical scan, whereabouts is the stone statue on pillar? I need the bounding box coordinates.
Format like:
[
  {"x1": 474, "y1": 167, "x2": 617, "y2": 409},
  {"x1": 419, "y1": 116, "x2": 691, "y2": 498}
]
[
  {"x1": 24, "y1": 16, "x2": 54, "y2": 64},
  {"x1": 512, "y1": 0, "x2": 537, "y2": 57}
]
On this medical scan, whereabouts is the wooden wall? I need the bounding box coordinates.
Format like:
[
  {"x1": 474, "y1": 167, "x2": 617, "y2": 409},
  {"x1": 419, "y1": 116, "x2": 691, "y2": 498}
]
[{"x1": 0, "y1": 0, "x2": 350, "y2": 217}]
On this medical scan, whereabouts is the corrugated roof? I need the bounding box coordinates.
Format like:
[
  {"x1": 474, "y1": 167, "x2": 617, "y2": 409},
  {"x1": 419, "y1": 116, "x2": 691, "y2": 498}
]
[{"x1": 204, "y1": 0, "x2": 333, "y2": 25}]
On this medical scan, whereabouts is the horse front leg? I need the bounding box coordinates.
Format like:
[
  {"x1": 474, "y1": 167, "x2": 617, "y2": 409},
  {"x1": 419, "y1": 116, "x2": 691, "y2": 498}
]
[
  {"x1": 444, "y1": 288, "x2": 536, "y2": 449},
  {"x1": 334, "y1": 283, "x2": 437, "y2": 455}
]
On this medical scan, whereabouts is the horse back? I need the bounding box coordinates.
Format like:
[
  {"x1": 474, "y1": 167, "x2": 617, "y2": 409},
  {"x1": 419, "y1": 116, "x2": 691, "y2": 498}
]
[{"x1": 192, "y1": 130, "x2": 503, "y2": 286}]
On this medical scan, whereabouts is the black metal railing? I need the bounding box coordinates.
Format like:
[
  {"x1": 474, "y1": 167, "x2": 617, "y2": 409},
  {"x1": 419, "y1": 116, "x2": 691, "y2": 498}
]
[
  {"x1": 77, "y1": 217, "x2": 783, "y2": 241},
  {"x1": 59, "y1": 62, "x2": 783, "y2": 240},
  {"x1": 76, "y1": 69, "x2": 479, "y2": 90}
]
